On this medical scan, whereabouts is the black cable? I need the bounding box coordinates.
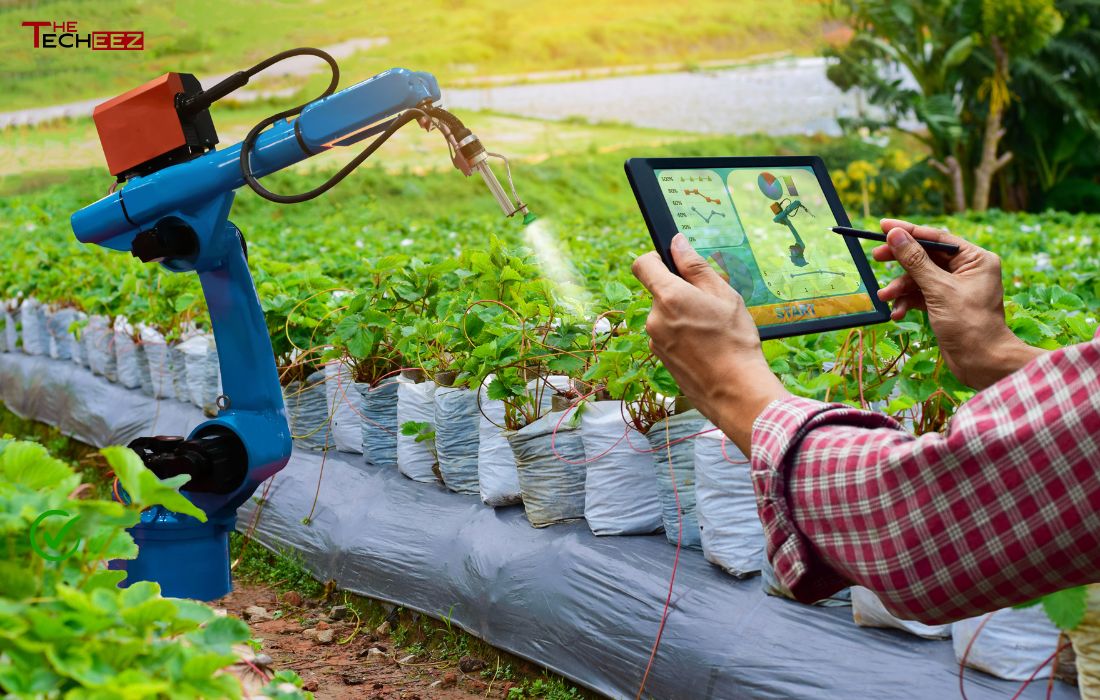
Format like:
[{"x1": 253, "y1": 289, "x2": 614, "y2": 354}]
[
  {"x1": 242, "y1": 108, "x2": 425, "y2": 204},
  {"x1": 236, "y1": 49, "x2": 436, "y2": 204},
  {"x1": 181, "y1": 47, "x2": 450, "y2": 205},
  {"x1": 228, "y1": 49, "x2": 472, "y2": 204},
  {"x1": 180, "y1": 47, "x2": 339, "y2": 115},
  {"x1": 231, "y1": 47, "x2": 353, "y2": 203}
]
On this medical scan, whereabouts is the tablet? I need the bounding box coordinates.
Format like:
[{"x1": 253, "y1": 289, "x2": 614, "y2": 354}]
[{"x1": 625, "y1": 155, "x2": 890, "y2": 339}]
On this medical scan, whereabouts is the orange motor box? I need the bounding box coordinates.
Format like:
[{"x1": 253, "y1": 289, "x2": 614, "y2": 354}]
[{"x1": 92, "y1": 72, "x2": 218, "y2": 180}]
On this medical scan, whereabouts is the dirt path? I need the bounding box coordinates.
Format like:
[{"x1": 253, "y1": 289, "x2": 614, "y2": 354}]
[{"x1": 218, "y1": 584, "x2": 505, "y2": 700}]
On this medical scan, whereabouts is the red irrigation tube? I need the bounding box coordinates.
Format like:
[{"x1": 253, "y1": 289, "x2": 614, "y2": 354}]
[
  {"x1": 623, "y1": 426, "x2": 720, "y2": 455},
  {"x1": 636, "y1": 415, "x2": 683, "y2": 699},
  {"x1": 1009, "y1": 640, "x2": 1073, "y2": 700},
  {"x1": 542, "y1": 385, "x2": 694, "y2": 697},
  {"x1": 958, "y1": 612, "x2": 995, "y2": 700},
  {"x1": 548, "y1": 388, "x2": 631, "y2": 466}
]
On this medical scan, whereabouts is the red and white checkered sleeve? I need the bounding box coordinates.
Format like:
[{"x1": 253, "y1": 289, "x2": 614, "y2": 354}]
[{"x1": 751, "y1": 333, "x2": 1100, "y2": 624}]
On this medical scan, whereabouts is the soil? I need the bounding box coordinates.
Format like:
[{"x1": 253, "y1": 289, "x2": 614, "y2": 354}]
[{"x1": 217, "y1": 584, "x2": 507, "y2": 700}]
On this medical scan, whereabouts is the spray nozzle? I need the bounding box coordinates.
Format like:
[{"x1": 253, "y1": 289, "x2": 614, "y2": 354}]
[
  {"x1": 471, "y1": 157, "x2": 529, "y2": 219},
  {"x1": 425, "y1": 106, "x2": 530, "y2": 220},
  {"x1": 459, "y1": 134, "x2": 529, "y2": 219}
]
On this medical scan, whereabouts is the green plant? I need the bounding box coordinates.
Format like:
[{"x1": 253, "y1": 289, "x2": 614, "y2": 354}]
[
  {"x1": 507, "y1": 675, "x2": 583, "y2": 700},
  {"x1": 463, "y1": 238, "x2": 590, "y2": 429},
  {"x1": 582, "y1": 291, "x2": 679, "y2": 433},
  {"x1": 1001, "y1": 0, "x2": 1100, "y2": 211},
  {"x1": 255, "y1": 260, "x2": 336, "y2": 386},
  {"x1": 328, "y1": 254, "x2": 410, "y2": 386},
  {"x1": 0, "y1": 439, "x2": 311, "y2": 698},
  {"x1": 390, "y1": 620, "x2": 410, "y2": 647},
  {"x1": 400, "y1": 420, "x2": 437, "y2": 444}
]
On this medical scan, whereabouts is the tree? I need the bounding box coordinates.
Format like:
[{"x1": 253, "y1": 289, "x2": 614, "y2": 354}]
[
  {"x1": 826, "y1": 0, "x2": 1067, "y2": 212},
  {"x1": 826, "y1": 0, "x2": 977, "y2": 211},
  {"x1": 1000, "y1": 0, "x2": 1100, "y2": 210},
  {"x1": 971, "y1": 0, "x2": 1064, "y2": 211}
]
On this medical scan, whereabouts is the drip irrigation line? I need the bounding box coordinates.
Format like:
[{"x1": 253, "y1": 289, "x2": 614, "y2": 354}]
[
  {"x1": 959, "y1": 612, "x2": 996, "y2": 700},
  {"x1": 1009, "y1": 640, "x2": 1073, "y2": 700},
  {"x1": 636, "y1": 416, "x2": 681, "y2": 699}
]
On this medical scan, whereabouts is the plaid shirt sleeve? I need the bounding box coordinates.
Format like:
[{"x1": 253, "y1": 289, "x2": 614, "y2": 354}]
[{"x1": 750, "y1": 328, "x2": 1100, "y2": 625}]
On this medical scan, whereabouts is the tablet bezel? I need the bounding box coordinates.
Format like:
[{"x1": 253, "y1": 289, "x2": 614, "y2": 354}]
[{"x1": 625, "y1": 155, "x2": 891, "y2": 340}]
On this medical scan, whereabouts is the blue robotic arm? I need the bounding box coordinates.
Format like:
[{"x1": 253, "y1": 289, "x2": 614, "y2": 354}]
[{"x1": 72, "y1": 60, "x2": 525, "y2": 600}]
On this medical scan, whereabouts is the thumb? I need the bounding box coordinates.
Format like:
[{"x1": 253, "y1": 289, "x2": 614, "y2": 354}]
[
  {"x1": 670, "y1": 234, "x2": 728, "y2": 295},
  {"x1": 886, "y1": 227, "x2": 946, "y2": 288}
]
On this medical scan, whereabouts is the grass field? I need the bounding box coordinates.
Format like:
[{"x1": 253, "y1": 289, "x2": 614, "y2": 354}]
[
  {"x1": 0, "y1": 107, "x2": 700, "y2": 185},
  {"x1": 2, "y1": 0, "x2": 830, "y2": 111}
]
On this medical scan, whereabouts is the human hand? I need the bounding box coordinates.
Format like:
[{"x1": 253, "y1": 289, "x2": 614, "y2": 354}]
[
  {"x1": 873, "y1": 218, "x2": 1044, "y2": 390},
  {"x1": 632, "y1": 234, "x2": 788, "y2": 452}
]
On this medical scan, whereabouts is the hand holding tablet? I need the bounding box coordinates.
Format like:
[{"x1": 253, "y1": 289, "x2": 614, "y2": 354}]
[{"x1": 625, "y1": 156, "x2": 891, "y2": 339}]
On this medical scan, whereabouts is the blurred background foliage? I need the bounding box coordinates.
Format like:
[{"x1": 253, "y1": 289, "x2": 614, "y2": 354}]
[{"x1": 826, "y1": 0, "x2": 1100, "y2": 214}]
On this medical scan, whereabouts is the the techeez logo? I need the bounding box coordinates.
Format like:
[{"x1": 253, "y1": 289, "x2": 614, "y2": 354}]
[{"x1": 22, "y1": 21, "x2": 144, "y2": 51}]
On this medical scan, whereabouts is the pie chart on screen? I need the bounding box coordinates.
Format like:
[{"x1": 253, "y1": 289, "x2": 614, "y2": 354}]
[{"x1": 757, "y1": 172, "x2": 784, "y2": 200}]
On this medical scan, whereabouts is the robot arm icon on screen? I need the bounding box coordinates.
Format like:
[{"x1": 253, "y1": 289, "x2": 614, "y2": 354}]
[{"x1": 757, "y1": 172, "x2": 814, "y2": 267}]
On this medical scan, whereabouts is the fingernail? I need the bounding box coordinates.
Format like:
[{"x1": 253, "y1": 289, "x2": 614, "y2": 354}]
[
  {"x1": 672, "y1": 234, "x2": 691, "y2": 252},
  {"x1": 886, "y1": 229, "x2": 910, "y2": 248}
]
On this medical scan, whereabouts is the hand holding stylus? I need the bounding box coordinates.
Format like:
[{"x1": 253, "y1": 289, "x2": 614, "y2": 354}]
[
  {"x1": 872, "y1": 218, "x2": 1044, "y2": 390},
  {"x1": 832, "y1": 226, "x2": 960, "y2": 255}
]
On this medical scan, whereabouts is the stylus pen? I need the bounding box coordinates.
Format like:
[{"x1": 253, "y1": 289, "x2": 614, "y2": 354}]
[{"x1": 831, "y1": 226, "x2": 960, "y2": 255}]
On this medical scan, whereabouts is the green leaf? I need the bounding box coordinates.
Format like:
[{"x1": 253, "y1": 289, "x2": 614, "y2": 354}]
[
  {"x1": 486, "y1": 376, "x2": 510, "y2": 398},
  {"x1": 173, "y1": 293, "x2": 197, "y2": 313},
  {"x1": 1040, "y1": 586, "x2": 1088, "y2": 630},
  {"x1": 196, "y1": 615, "x2": 251, "y2": 651},
  {"x1": 547, "y1": 354, "x2": 585, "y2": 374},
  {"x1": 898, "y1": 374, "x2": 937, "y2": 402},
  {"x1": 122, "y1": 597, "x2": 180, "y2": 630},
  {"x1": 1049, "y1": 285, "x2": 1084, "y2": 310},
  {"x1": 499, "y1": 265, "x2": 523, "y2": 283},
  {"x1": 183, "y1": 652, "x2": 238, "y2": 683},
  {"x1": 102, "y1": 446, "x2": 207, "y2": 522},
  {"x1": 941, "y1": 35, "x2": 974, "y2": 70},
  {"x1": 603, "y1": 281, "x2": 633, "y2": 305},
  {"x1": 119, "y1": 580, "x2": 160, "y2": 607},
  {"x1": 0, "y1": 561, "x2": 36, "y2": 599},
  {"x1": 82, "y1": 569, "x2": 128, "y2": 591},
  {"x1": 0, "y1": 441, "x2": 76, "y2": 491},
  {"x1": 885, "y1": 395, "x2": 917, "y2": 414},
  {"x1": 649, "y1": 365, "x2": 679, "y2": 396}
]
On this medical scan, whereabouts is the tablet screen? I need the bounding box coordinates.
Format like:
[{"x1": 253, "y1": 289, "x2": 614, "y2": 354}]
[{"x1": 653, "y1": 165, "x2": 877, "y2": 328}]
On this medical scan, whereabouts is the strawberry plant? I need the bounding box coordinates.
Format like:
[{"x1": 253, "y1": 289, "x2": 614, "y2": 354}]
[
  {"x1": 463, "y1": 240, "x2": 591, "y2": 430},
  {"x1": 255, "y1": 260, "x2": 337, "y2": 386},
  {"x1": 328, "y1": 254, "x2": 410, "y2": 386},
  {"x1": 0, "y1": 438, "x2": 312, "y2": 698},
  {"x1": 582, "y1": 289, "x2": 680, "y2": 434},
  {"x1": 388, "y1": 256, "x2": 462, "y2": 376}
]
